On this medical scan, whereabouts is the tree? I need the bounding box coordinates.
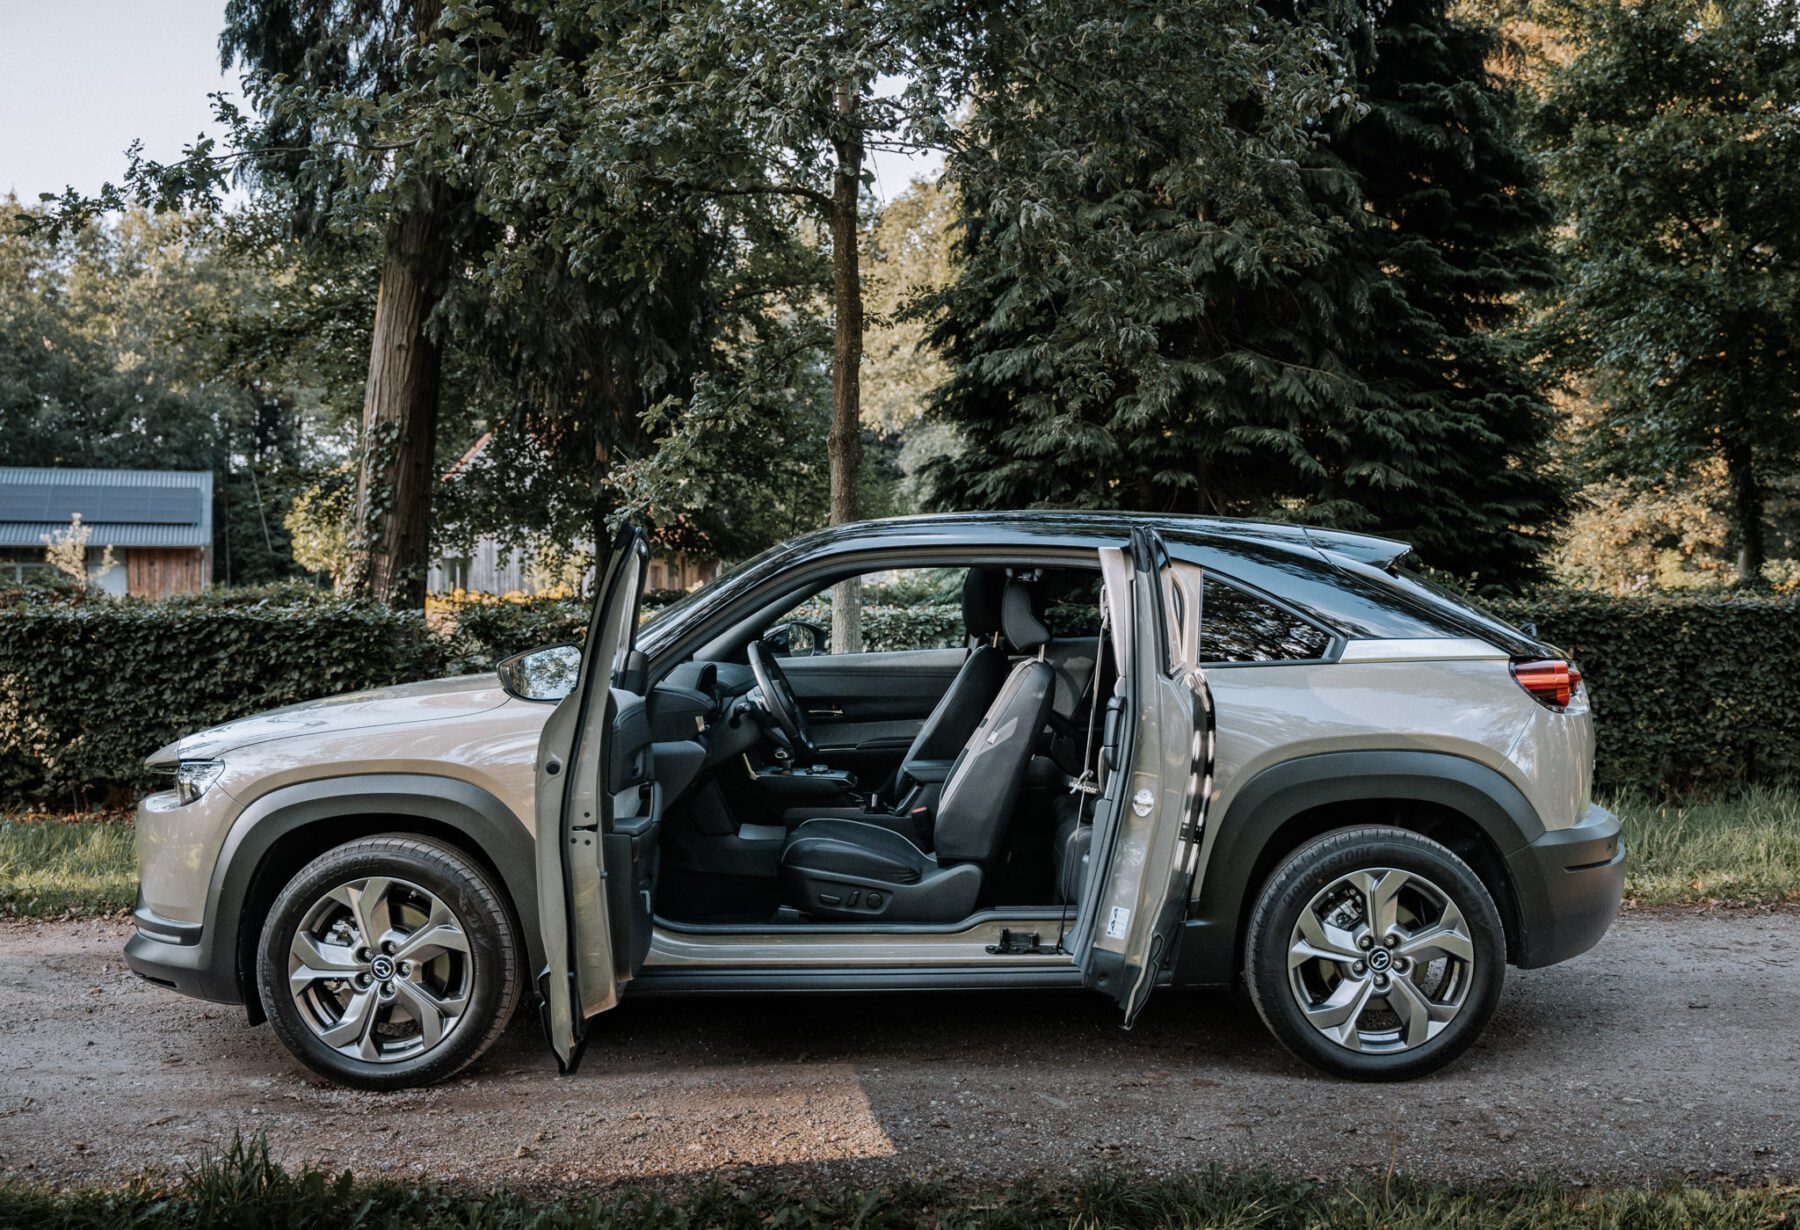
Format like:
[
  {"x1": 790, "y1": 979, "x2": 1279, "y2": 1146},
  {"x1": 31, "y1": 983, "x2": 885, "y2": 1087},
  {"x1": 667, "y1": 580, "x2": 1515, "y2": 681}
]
[
  {"x1": 0, "y1": 200, "x2": 363, "y2": 583},
  {"x1": 585, "y1": 0, "x2": 963, "y2": 648},
  {"x1": 926, "y1": 0, "x2": 1563, "y2": 585},
  {"x1": 217, "y1": 0, "x2": 466, "y2": 607},
  {"x1": 863, "y1": 179, "x2": 957, "y2": 510},
  {"x1": 1533, "y1": 0, "x2": 1800, "y2": 584},
  {"x1": 51, "y1": 3, "x2": 784, "y2": 600}
]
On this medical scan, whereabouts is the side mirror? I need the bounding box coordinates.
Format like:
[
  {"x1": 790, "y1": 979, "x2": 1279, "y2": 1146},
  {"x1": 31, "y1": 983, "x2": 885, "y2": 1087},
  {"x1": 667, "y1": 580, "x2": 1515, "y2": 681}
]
[
  {"x1": 765, "y1": 618, "x2": 828, "y2": 657},
  {"x1": 496, "y1": 643, "x2": 582, "y2": 702}
]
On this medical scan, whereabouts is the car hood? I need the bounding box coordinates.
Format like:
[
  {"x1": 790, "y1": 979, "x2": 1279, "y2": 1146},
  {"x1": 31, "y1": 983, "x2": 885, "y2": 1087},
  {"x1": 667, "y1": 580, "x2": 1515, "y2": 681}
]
[{"x1": 148, "y1": 674, "x2": 514, "y2": 764}]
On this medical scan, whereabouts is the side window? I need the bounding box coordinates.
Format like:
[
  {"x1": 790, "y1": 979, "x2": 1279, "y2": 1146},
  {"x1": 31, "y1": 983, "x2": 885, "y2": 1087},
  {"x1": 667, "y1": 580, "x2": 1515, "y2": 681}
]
[
  {"x1": 770, "y1": 567, "x2": 967, "y2": 654},
  {"x1": 1201, "y1": 576, "x2": 1332, "y2": 664},
  {"x1": 1042, "y1": 573, "x2": 1104, "y2": 642}
]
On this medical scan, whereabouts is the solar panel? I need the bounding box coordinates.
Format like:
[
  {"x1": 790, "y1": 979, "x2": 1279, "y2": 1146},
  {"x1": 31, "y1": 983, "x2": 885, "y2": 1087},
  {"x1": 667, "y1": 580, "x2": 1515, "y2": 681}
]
[{"x1": 0, "y1": 483, "x2": 201, "y2": 526}]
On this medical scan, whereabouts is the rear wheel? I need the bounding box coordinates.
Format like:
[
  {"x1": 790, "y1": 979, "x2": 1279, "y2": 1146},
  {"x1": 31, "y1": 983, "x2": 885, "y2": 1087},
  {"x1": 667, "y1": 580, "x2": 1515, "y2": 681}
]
[
  {"x1": 1244, "y1": 827, "x2": 1505, "y2": 1080},
  {"x1": 257, "y1": 835, "x2": 521, "y2": 1090}
]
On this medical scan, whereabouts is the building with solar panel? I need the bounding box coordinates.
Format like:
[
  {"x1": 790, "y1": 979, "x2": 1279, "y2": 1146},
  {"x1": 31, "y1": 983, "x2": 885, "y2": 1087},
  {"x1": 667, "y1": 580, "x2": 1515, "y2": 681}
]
[{"x1": 0, "y1": 467, "x2": 213, "y2": 596}]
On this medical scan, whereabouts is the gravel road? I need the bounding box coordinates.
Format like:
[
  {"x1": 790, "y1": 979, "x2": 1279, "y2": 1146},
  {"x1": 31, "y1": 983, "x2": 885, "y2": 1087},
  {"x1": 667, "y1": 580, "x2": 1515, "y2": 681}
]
[{"x1": 1, "y1": 910, "x2": 1795, "y2": 1189}]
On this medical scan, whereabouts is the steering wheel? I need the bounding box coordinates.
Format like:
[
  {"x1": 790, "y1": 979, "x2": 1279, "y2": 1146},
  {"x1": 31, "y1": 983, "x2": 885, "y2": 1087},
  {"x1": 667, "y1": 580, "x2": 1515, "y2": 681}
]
[{"x1": 746, "y1": 639, "x2": 814, "y2": 757}]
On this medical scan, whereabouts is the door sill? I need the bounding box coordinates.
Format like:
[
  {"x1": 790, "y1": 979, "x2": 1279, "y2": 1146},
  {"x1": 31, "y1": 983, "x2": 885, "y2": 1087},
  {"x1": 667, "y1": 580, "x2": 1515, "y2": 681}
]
[
  {"x1": 643, "y1": 911, "x2": 1078, "y2": 970},
  {"x1": 652, "y1": 904, "x2": 1069, "y2": 937}
]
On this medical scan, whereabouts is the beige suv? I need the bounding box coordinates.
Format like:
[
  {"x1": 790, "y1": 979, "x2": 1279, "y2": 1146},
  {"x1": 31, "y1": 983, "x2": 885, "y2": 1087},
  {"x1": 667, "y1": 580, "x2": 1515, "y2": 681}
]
[{"x1": 128, "y1": 514, "x2": 1624, "y2": 1088}]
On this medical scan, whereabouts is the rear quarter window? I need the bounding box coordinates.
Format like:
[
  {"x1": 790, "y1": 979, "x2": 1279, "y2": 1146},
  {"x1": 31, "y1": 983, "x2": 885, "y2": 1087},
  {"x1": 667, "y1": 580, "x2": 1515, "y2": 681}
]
[{"x1": 1203, "y1": 576, "x2": 1333, "y2": 664}]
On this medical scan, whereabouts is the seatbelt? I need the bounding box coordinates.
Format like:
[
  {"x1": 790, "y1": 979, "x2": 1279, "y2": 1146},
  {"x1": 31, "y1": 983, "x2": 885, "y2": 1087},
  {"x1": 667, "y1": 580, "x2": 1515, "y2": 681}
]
[
  {"x1": 1069, "y1": 599, "x2": 1111, "y2": 806},
  {"x1": 1053, "y1": 599, "x2": 1110, "y2": 954}
]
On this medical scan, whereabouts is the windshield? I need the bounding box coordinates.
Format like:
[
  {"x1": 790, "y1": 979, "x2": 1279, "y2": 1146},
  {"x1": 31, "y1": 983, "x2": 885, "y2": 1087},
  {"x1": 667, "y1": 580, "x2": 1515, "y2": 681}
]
[{"x1": 635, "y1": 539, "x2": 787, "y2": 649}]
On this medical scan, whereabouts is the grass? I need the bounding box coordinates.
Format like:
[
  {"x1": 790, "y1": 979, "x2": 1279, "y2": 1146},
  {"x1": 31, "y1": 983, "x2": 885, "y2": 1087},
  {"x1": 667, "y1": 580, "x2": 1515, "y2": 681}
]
[
  {"x1": 0, "y1": 1139, "x2": 1794, "y2": 1230},
  {"x1": 1, "y1": 787, "x2": 1797, "y2": 921},
  {"x1": 1611, "y1": 784, "x2": 1800, "y2": 907},
  {"x1": 0, "y1": 812, "x2": 135, "y2": 918}
]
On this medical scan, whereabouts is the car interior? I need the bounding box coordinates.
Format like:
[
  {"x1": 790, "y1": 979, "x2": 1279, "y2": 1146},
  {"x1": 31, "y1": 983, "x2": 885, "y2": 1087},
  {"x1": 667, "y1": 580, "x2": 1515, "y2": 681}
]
[{"x1": 634, "y1": 556, "x2": 1127, "y2": 930}]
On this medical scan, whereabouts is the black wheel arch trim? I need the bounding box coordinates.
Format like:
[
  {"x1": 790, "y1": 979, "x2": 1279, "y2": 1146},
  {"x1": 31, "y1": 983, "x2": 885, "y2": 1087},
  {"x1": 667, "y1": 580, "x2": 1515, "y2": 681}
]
[
  {"x1": 1171, "y1": 750, "x2": 1548, "y2": 987},
  {"x1": 129, "y1": 774, "x2": 539, "y2": 1017}
]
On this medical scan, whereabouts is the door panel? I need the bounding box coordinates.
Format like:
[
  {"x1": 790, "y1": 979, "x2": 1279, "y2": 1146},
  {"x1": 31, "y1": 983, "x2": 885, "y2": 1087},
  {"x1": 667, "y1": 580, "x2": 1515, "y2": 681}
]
[
  {"x1": 778, "y1": 648, "x2": 965, "y2": 779},
  {"x1": 534, "y1": 526, "x2": 649, "y2": 1073},
  {"x1": 1070, "y1": 534, "x2": 1215, "y2": 1025}
]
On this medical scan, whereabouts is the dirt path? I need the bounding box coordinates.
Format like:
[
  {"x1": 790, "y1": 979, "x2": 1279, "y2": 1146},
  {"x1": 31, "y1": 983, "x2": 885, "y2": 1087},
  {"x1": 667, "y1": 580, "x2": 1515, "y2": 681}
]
[{"x1": 1, "y1": 911, "x2": 1796, "y2": 1189}]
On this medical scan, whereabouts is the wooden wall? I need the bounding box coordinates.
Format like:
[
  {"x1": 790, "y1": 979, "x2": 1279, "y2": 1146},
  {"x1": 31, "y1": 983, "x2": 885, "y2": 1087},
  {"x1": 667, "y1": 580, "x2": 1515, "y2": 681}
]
[{"x1": 126, "y1": 548, "x2": 208, "y2": 597}]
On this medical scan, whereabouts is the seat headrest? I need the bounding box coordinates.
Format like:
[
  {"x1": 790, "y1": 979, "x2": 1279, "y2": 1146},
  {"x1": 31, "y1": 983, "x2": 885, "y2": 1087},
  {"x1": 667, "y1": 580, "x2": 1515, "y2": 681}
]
[
  {"x1": 962, "y1": 568, "x2": 1006, "y2": 640},
  {"x1": 1001, "y1": 579, "x2": 1050, "y2": 651}
]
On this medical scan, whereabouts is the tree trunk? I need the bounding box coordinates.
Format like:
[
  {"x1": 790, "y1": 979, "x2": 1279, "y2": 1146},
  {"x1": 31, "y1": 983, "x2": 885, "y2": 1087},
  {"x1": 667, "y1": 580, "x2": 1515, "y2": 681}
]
[
  {"x1": 343, "y1": 197, "x2": 451, "y2": 610},
  {"x1": 827, "y1": 21, "x2": 865, "y2": 656},
  {"x1": 1724, "y1": 437, "x2": 1766, "y2": 585}
]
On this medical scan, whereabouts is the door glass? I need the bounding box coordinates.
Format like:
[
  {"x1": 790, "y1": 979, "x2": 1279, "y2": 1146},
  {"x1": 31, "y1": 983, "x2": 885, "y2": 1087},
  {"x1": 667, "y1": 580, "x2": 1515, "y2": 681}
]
[{"x1": 771, "y1": 567, "x2": 967, "y2": 653}]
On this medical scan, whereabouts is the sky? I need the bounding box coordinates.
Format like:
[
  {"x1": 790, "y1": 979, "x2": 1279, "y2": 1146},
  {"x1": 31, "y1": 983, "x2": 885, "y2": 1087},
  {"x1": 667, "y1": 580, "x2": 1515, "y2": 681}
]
[{"x1": 0, "y1": 2, "x2": 939, "y2": 207}]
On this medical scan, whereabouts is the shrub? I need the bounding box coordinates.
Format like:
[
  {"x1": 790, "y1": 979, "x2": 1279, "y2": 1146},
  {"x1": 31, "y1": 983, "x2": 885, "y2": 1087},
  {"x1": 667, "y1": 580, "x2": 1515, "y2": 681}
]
[
  {"x1": 0, "y1": 589, "x2": 452, "y2": 807},
  {"x1": 1489, "y1": 592, "x2": 1800, "y2": 793}
]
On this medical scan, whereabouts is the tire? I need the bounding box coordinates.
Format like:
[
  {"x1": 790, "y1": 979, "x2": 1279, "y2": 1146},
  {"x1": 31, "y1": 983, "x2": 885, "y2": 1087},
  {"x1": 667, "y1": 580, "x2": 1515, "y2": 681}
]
[
  {"x1": 257, "y1": 834, "x2": 522, "y2": 1090},
  {"x1": 1244, "y1": 827, "x2": 1505, "y2": 1080}
]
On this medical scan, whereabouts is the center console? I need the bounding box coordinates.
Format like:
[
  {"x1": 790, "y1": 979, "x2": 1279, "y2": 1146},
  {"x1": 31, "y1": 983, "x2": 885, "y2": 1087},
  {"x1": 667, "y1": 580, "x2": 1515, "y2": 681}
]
[{"x1": 752, "y1": 763, "x2": 859, "y2": 803}]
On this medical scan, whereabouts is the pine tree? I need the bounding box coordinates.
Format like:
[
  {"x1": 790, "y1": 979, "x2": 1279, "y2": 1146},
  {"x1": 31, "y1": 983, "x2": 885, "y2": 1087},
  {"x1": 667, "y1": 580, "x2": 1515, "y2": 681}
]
[
  {"x1": 926, "y1": 0, "x2": 1562, "y2": 585},
  {"x1": 1533, "y1": 0, "x2": 1800, "y2": 585}
]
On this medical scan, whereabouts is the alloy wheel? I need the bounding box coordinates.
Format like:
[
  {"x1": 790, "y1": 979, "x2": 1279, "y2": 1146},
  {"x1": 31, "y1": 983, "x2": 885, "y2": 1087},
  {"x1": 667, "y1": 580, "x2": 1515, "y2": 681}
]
[
  {"x1": 1285, "y1": 866, "x2": 1476, "y2": 1054},
  {"x1": 286, "y1": 875, "x2": 474, "y2": 1063}
]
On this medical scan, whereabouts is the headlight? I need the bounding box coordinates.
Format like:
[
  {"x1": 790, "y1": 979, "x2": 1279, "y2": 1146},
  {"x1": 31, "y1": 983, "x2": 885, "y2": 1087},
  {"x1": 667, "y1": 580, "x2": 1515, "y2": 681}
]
[{"x1": 174, "y1": 760, "x2": 225, "y2": 805}]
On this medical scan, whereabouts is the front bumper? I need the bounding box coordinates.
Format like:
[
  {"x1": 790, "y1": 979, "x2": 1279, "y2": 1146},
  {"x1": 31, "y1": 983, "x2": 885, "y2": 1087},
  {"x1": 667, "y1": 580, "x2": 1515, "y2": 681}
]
[
  {"x1": 1504, "y1": 801, "x2": 1625, "y2": 969},
  {"x1": 123, "y1": 892, "x2": 245, "y2": 1005}
]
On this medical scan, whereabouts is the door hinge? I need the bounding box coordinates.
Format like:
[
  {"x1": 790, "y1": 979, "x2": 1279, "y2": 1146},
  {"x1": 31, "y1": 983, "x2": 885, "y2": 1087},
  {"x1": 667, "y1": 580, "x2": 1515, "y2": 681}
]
[{"x1": 986, "y1": 928, "x2": 1058, "y2": 956}]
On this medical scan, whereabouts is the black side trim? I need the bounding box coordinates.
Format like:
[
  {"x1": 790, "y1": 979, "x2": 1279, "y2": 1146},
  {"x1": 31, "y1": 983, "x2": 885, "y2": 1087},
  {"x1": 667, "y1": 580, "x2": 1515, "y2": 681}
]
[
  {"x1": 1173, "y1": 750, "x2": 1548, "y2": 988},
  {"x1": 124, "y1": 774, "x2": 537, "y2": 1012},
  {"x1": 628, "y1": 965, "x2": 1086, "y2": 994}
]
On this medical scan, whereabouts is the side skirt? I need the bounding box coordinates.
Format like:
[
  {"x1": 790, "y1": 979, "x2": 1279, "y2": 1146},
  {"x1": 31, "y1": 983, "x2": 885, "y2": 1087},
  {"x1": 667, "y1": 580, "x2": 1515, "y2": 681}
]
[{"x1": 627, "y1": 965, "x2": 1090, "y2": 994}]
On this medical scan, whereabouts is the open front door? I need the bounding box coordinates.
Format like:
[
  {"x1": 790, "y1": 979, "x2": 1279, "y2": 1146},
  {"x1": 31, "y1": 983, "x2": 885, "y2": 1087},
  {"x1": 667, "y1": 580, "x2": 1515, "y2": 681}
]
[
  {"x1": 535, "y1": 525, "x2": 650, "y2": 1072},
  {"x1": 1069, "y1": 529, "x2": 1215, "y2": 1026}
]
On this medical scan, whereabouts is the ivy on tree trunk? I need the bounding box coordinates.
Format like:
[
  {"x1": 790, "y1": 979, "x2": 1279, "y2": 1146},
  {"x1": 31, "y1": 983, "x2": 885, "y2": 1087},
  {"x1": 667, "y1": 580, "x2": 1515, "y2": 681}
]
[{"x1": 344, "y1": 196, "x2": 450, "y2": 610}]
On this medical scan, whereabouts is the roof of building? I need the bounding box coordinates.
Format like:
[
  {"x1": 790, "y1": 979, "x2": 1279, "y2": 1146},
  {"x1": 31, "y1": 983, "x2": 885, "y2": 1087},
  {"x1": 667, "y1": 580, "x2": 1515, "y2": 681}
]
[{"x1": 0, "y1": 467, "x2": 214, "y2": 550}]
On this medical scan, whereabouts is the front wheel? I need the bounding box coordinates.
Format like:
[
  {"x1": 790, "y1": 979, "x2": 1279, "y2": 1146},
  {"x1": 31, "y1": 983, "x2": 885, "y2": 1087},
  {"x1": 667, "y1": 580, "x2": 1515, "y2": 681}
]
[
  {"x1": 257, "y1": 835, "x2": 521, "y2": 1090},
  {"x1": 1244, "y1": 827, "x2": 1505, "y2": 1080}
]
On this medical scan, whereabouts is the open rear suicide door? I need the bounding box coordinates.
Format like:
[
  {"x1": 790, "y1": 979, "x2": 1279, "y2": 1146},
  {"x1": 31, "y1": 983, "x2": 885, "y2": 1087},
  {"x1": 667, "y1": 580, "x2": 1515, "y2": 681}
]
[{"x1": 1071, "y1": 530, "x2": 1216, "y2": 1025}]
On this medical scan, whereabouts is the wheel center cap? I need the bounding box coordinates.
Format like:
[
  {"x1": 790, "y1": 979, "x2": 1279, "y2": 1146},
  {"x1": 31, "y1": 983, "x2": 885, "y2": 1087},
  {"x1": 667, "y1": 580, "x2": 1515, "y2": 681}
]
[
  {"x1": 369, "y1": 955, "x2": 395, "y2": 980},
  {"x1": 1366, "y1": 948, "x2": 1392, "y2": 973}
]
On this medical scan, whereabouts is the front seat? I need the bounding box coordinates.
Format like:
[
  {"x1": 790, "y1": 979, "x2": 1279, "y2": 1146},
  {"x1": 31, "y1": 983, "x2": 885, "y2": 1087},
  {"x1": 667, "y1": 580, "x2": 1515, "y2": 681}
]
[
  {"x1": 779, "y1": 566, "x2": 1010, "y2": 834},
  {"x1": 779, "y1": 579, "x2": 1057, "y2": 922}
]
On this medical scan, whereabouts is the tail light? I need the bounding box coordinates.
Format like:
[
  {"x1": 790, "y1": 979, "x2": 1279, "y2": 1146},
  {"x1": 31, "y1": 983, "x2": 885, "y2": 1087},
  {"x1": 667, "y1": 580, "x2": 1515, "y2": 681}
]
[{"x1": 1510, "y1": 658, "x2": 1582, "y2": 710}]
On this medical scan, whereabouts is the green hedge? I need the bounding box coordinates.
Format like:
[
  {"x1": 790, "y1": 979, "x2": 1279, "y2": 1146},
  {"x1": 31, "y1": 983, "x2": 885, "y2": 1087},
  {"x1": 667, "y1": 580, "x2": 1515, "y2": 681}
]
[
  {"x1": 0, "y1": 589, "x2": 455, "y2": 808},
  {"x1": 1489, "y1": 593, "x2": 1800, "y2": 793},
  {"x1": 1, "y1": 587, "x2": 1794, "y2": 806}
]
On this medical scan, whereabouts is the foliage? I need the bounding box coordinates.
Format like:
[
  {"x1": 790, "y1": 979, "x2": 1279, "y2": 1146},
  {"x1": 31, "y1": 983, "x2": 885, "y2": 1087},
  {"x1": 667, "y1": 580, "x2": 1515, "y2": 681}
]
[
  {"x1": 1531, "y1": 0, "x2": 1800, "y2": 583},
  {"x1": 0, "y1": 588, "x2": 453, "y2": 806},
  {"x1": 282, "y1": 466, "x2": 357, "y2": 580},
  {"x1": 0, "y1": 200, "x2": 370, "y2": 585},
  {"x1": 0, "y1": 814, "x2": 135, "y2": 918},
  {"x1": 1550, "y1": 457, "x2": 1800, "y2": 594},
  {"x1": 2, "y1": 1135, "x2": 1797, "y2": 1228},
  {"x1": 862, "y1": 180, "x2": 959, "y2": 512},
  {"x1": 1610, "y1": 785, "x2": 1800, "y2": 907},
  {"x1": 1493, "y1": 592, "x2": 1800, "y2": 792},
  {"x1": 39, "y1": 515, "x2": 115, "y2": 590},
  {"x1": 926, "y1": 0, "x2": 1563, "y2": 587}
]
